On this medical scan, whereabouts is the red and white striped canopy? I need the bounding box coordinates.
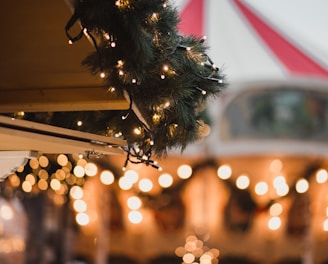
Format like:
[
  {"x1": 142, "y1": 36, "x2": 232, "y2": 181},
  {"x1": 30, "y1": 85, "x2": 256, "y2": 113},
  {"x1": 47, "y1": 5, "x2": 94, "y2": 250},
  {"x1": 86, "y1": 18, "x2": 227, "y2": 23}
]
[{"x1": 176, "y1": 0, "x2": 328, "y2": 83}]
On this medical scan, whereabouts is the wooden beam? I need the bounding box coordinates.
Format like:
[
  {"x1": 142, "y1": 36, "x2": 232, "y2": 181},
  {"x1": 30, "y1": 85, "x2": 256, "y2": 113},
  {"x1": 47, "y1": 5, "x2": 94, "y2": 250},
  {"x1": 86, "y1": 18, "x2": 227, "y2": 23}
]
[
  {"x1": 0, "y1": 87, "x2": 129, "y2": 112},
  {"x1": 0, "y1": 116, "x2": 126, "y2": 155}
]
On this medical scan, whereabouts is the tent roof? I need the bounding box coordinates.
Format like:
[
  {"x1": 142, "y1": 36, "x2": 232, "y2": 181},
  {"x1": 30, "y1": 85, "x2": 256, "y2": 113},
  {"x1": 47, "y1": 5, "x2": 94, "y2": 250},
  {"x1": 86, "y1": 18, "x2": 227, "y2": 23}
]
[{"x1": 177, "y1": 0, "x2": 328, "y2": 82}]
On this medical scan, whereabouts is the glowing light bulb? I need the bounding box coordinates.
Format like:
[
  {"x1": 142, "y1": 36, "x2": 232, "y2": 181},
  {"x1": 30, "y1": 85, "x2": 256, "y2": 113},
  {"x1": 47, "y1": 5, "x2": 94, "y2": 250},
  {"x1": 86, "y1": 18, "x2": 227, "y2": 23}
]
[
  {"x1": 138, "y1": 178, "x2": 153, "y2": 192},
  {"x1": 276, "y1": 184, "x2": 289, "y2": 197},
  {"x1": 100, "y1": 170, "x2": 115, "y2": 185},
  {"x1": 270, "y1": 203, "x2": 283, "y2": 216},
  {"x1": 236, "y1": 174, "x2": 250, "y2": 189},
  {"x1": 316, "y1": 169, "x2": 328, "y2": 183},
  {"x1": 76, "y1": 213, "x2": 89, "y2": 226},
  {"x1": 177, "y1": 164, "x2": 192, "y2": 179},
  {"x1": 273, "y1": 176, "x2": 286, "y2": 189},
  {"x1": 100, "y1": 72, "x2": 105, "y2": 78},
  {"x1": 127, "y1": 196, "x2": 142, "y2": 210},
  {"x1": 118, "y1": 176, "x2": 133, "y2": 190},
  {"x1": 128, "y1": 210, "x2": 143, "y2": 224},
  {"x1": 295, "y1": 178, "x2": 309, "y2": 193},
  {"x1": 117, "y1": 60, "x2": 123, "y2": 66},
  {"x1": 158, "y1": 173, "x2": 173, "y2": 188},
  {"x1": 270, "y1": 159, "x2": 283, "y2": 173},
  {"x1": 70, "y1": 186, "x2": 83, "y2": 199},
  {"x1": 108, "y1": 86, "x2": 115, "y2": 92},
  {"x1": 217, "y1": 165, "x2": 232, "y2": 180},
  {"x1": 57, "y1": 154, "x2": 68, "y2": 166},
  {"x1": 152, "y1": 113, "x2": 160, "y2": 123},
  {"x1": 124, "y1": 170, "x2": 139, "y2": 183},
  {"x1": 268, "y1": 216, "x2": 281, "y2": 230},
  {"x1": 0, "y1": 205, "x2": 14, "y2": 220},
  {"x1": 73, "y1": 199, "x2": 87, "y2": 213},
  {"x1": 323, "y1": 219, "x2": 328, "y2": 231},
  {"x1": 134, "y1": 127, "x2": 141, "y2": 135},
  {"x1": 255, "y1": 182, "x2": 268, "y2": 195},
  {"x1": 73, "y1": 165, "x2": 85, "y2": 178},
  {"x1": 183, "y1": 253, "x2": 195, "y2": 263},
  {"x1": 85, "y1": 162, "x2": 98, "y2": 177},
  {"x1": 122, "y1": 112, "x2": 129, "y2": 120}
]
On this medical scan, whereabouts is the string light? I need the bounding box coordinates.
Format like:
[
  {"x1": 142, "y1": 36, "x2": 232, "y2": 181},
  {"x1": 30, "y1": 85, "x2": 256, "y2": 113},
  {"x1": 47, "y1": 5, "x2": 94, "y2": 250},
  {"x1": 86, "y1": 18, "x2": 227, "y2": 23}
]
[
  {"x1": 217, "y1": 165, "x2": 232, "y2": 180},
  {"x1": 133, "y1": 127, "x2": 142, "y2": 135},
  {"x1": 64, "y1": 0, "x2": 226, "y2": 171},
  {"x1": 196, "y1": 86, "x2": 207, "y2": 95},
  {"x1": 255, "y1": 181, "x2": 268, "y2": 195},
  {"x1": 295, "y1": 178, "x2": 309, "y2": 193}
]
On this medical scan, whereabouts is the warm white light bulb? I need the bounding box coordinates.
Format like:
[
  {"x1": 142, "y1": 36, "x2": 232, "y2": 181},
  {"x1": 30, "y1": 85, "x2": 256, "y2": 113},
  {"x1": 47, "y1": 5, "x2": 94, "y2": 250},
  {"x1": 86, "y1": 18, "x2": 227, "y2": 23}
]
[
  {"x1": 295, "y1": 178, "x2": 309, "y2": 193},
  {"x1": 236, "y1": 175, "x2": 250, "y2": 189},
  {"x1": 255, "y1": 182, "x2": 268, "y2": 195},
  {"x1": 268, "y1": 216, "x2": 281, "y2": 230},
  {"x1": 316, "y1": 169, "x2": 328, "y2": 183},
  {"x1": 127, "y1": 196, "x2": 142, "y2": 210},
  {"x1": 138, "y1": 178, "x2": 153, "y2": 192},
  {"x1": 128, "y1": 210, "x2": 143, "y2": 224},
  {"x1": 177, "y1": 164, "x2": 192, "y2": 179},
  {"x1": 217, "y1": 165, "x2": 232, "y2": 180},
  {"x1": 158, "y1": 173, "x2": 173, "y2": 188},
  {"x1": 100, "y1": 170, "x2": 115, "y2": 185}
]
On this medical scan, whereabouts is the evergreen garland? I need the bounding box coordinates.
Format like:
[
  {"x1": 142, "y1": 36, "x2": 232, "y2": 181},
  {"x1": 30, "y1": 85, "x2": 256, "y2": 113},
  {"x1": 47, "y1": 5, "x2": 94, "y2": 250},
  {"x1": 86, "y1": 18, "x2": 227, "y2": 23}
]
[{"x1": 41, "y1": 0, "x2": 226, "y2": 168}]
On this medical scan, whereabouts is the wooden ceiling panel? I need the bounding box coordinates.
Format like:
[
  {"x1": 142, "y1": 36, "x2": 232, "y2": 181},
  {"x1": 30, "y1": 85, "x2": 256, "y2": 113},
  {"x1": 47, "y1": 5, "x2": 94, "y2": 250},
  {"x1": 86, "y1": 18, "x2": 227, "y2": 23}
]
[{"x1": 0, "y1": 0, "x2": 129, "y2": 112}]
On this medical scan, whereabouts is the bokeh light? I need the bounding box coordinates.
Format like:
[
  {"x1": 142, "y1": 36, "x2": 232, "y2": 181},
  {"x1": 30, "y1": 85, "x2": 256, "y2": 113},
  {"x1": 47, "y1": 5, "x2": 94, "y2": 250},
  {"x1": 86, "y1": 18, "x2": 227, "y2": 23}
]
[
  {"x1": 128, "y1": 210, "x2": 143, "y2": 224},
  {"x1": 268, "y1": 216, "x2": 281, "y2": 230},
  {"x1": 295, "y1": 178, "x2": 309, "y2": 193},
  {"x1": 100, "y1": 170, "x2": 115, "y2": 185},
  {"x1": 255, "y1": 182, "x2": 268, "y2": 195},
  {"x1": 76, "y1": 213, "x2": 90, "y2": 226},
  {"x1": 316, "y1": 169, "x2": 328, "y2": 184},
  {"x1": 57, "y1": 154, "x2": 68, "y2": 166},
  {"x1": 70, "y1": 186, "x2": 84, "y2": 199},
  {"x1": 127, "y1": 196, "x2": 142, "y2": 210},
  {"x1": 217, "y1": 165, "x2": 232, "y2": 180},
  {"x1": 138, "y1": 178, "x2": 153, "y2": 192},
  {"x1": 85, "y1": 162, "x2": 98, "y2": 177},
  {"x1": 270, "y1": 203, "x2": 283, "y2": 216},
  {"x1": 158, "y1": 173, "x2": 173, "y2": 188},
  {"x1": 73, "y1": 199, "x2": 87, "y2": 213},
  {"x1": 177, "y1": 164, "x2": 193, "y2": 179},
  {"x1": 236, "y1": 174, "x2": 250, "y2": 189}
]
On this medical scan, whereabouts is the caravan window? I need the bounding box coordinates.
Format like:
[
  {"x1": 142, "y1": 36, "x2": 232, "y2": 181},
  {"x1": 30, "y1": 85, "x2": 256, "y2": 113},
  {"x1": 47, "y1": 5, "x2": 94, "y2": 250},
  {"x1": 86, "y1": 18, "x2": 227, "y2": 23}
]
[{"x1": 221, "y1": 88, "x2": 328, "y2": 141}]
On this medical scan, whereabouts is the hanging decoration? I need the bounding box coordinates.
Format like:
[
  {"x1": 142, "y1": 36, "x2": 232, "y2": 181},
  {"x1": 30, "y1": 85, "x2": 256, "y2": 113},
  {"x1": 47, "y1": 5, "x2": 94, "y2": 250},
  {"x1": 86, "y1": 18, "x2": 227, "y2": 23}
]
[{"x1": 63, "y1": 0, "x2": 226, "y2": 168}]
